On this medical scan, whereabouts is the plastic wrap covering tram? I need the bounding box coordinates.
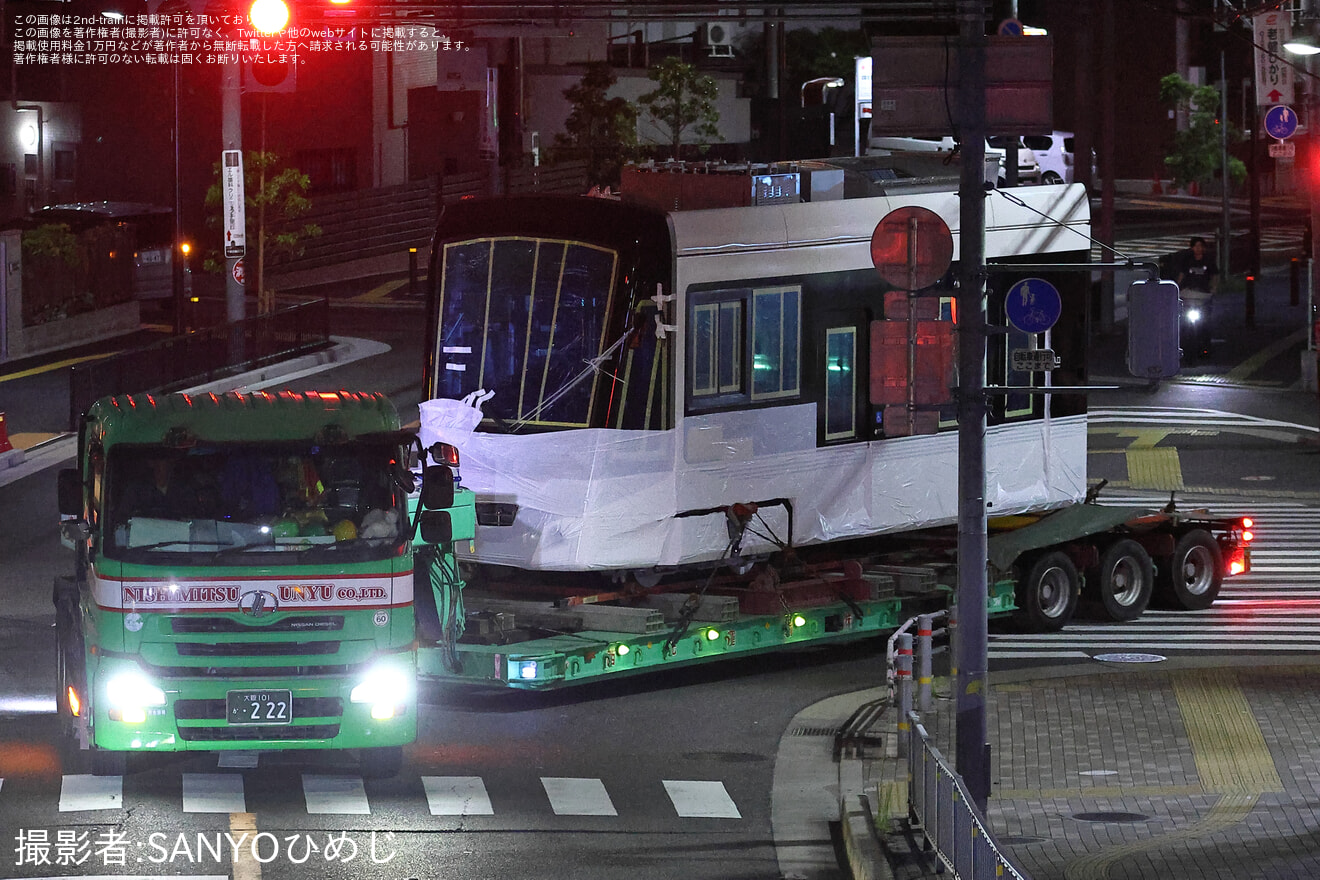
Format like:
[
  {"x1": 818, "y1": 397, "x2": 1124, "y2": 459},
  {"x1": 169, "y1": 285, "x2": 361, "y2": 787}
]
[
  {"x1": 420, "y1": 183, "x2": 1091, "y2": 577},
  {"x1": 410, "y1": 174, "x2": 1249, "y2": 688}
]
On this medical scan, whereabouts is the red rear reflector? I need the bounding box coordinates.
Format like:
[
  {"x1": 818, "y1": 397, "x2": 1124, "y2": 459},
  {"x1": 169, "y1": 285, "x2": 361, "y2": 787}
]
[{"x1": 1226, "y1": 546, "x2": 1249, "y2": 576}]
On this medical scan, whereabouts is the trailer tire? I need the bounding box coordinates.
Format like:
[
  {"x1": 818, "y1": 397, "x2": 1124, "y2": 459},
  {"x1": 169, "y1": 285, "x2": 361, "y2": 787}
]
[
  {"x1": 359, "y1": 746, "x2": 403, "y2": 779},
  {"x1": 1088, "y1": 539, "x2": 1154, "y2": 622},
  {"x1": 1013, "y1": 551, "x2": 1079, "y2": 633},
  {"x1": 1155, "y1": 529, "x2": 1222, "y2": 611}
]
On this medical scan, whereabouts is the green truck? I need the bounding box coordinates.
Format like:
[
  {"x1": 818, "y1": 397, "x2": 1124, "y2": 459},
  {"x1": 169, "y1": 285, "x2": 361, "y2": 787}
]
[{"x1": 55, "y1": 390, "x2": 459, "y2": 776}]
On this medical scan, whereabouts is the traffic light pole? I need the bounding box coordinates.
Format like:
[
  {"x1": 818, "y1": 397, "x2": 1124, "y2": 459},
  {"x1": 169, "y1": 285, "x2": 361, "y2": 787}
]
[
  {"x1": 222, "y1": 58, "x2": 246, "y2": 326},
  {"x1": 955, "y1": 0, "x2": 991, "y2": 813}
]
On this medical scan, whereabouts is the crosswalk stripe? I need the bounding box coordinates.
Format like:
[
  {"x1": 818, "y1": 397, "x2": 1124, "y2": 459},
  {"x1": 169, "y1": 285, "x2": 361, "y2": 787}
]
[
  {"x1": 183, "y1": 772, "x2": 246, "y2": 813},
  {"x1": 59, "y1": 774, "x2": 121, "y2": 811},
  {"x1": 301, "y1": 774, "x2": 370, "y2": 815},
  {"x1": 540, "y1": 777, "x2": 617, "y2": 816},
  {"x1": 663, "y1": 780, "x2": 741, "y2": 818},
  {"x1": 422, "y1": 776, "x2": 494, "y2": 816}
]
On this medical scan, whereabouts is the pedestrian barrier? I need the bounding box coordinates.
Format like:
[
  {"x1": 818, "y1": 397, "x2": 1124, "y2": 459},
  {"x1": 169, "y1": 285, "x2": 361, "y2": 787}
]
[
  {"x1": 882, "y1": 610, "x2": 1030, "y2": 879},
  {"x1": 906, "y1": 712, "x2": 1031, "y2": 880},
  {"x1": 0, "y1": 411, "x2": 10, "y2": 453}
]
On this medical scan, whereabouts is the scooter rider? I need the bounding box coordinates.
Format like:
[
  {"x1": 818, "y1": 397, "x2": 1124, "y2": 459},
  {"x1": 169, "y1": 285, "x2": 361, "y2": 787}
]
[{"x1": 1175, "y1": 236, "x2": 1217, "y2": 358}]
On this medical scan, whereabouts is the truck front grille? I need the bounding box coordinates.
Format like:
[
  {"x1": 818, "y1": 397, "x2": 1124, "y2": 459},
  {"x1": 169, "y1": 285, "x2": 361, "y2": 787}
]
[
  {"x1": 148, "y1": 663, "x2": 352, "y2": 679},
  {"x1": 177, "y1": 724, "x2": 340, "y2": 742},
  {"x1": 170, "y1": 616, "x2": 345, "y2": 633},
  {"x1": 175, "y1": 641, "x2": 341, "y2": 657}
]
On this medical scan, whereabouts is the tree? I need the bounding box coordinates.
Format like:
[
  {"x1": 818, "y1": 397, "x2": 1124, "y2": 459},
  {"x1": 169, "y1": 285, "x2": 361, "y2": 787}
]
[
  {"x1": 637, "y1": 57, "x2": 721, "y2": 160},
  {"x1": 1158, "y1": 73, "x2": 1246, "y2": 191},
  {"x1": 554, "y1": 63, "x2": 638, "y2": 188},
  {"x1": 203, "y1": 150, "x2": 321, "y2": 313}
]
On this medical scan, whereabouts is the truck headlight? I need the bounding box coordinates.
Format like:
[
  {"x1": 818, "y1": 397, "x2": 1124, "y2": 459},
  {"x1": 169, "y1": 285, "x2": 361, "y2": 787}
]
[
  {"x1": 105, "y1": 672, "x2": 165, "y2": 723},
  {"x1": 350, "y1": 664, "x2": 412, "y2": 719}
]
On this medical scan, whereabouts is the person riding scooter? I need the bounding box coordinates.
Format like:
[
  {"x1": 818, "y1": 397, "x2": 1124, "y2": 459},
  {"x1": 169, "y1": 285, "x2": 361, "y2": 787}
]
[{"x1": 1175, "y1": 236, "x2": 1217, "y2": 360}]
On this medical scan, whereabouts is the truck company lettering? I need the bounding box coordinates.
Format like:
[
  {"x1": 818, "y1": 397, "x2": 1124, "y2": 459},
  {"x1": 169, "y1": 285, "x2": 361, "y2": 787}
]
[
  {"x1": 279, "y1": 584, "x2": 334, "y2": 601},
  {"x1": 122, "y1": 585, "x2": 240, "y2": 604}
]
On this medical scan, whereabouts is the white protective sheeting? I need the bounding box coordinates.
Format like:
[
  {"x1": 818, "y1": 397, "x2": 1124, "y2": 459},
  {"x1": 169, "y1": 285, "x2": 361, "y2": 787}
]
[{"x1": 420, "y1": 397, "x2": 1087, "y2": 573}]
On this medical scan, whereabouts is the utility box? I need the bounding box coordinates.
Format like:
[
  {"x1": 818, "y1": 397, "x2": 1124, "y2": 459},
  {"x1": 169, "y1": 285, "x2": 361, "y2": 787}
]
[{"x1": 1126, "y1": 279, "x2": 1181, "y2": 380}]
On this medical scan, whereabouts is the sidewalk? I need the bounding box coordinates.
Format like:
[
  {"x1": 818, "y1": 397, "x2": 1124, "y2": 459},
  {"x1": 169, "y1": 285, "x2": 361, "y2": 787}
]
[{"x1": 840, "y1": 657, "x2": 1320, "y2": 880}]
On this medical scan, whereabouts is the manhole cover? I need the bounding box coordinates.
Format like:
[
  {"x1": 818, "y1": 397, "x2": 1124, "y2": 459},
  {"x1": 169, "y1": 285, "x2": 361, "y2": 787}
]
[
  {"x1": 1092, "y1": 652, "x2": 1166, "y2": 663},
  {"x1": 1072, "y1": 812, "x2": 1153, "y2": 823},
  {"x1": 999, "y1": 836, "x2": 1049, "y2": 845}
]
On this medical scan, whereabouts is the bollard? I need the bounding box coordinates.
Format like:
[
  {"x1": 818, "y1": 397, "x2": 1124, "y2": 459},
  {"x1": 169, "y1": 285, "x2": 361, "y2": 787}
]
[
  {"x1": 917, "y1": 614, "x2": 934, "y2": 712},
  {"x1": 409, "y1": 247, "x2": 419, "y2": 297},
  {"x1": 895, "y1": 632, "x2": 913, "y2": 758},
  {"x1": 0, "y1": 412, "x2": 11, "y2": 454}
]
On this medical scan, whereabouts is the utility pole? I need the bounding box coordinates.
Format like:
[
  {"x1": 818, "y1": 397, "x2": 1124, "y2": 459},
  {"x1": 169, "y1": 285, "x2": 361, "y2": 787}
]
[{"x1": 954, "y1": 0, "x2": 990, "y2": 813}]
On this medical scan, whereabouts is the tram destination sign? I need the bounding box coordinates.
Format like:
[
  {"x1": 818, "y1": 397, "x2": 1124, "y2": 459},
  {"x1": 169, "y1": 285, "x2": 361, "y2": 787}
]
[{"x1": 1011, "y1": 348, "x2": 1061, "y2": 372}]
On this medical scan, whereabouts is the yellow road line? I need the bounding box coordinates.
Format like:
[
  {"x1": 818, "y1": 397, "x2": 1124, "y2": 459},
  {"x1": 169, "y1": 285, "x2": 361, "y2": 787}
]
[
  {"x1": 355, "y1": 279, "x2": 408, "y2": 303},
  {"x1": 0, "y1": 351, "x2": 119, "y2": 383},
  {"x1": 1125, "y1": 447, "x2": 1184, "y2": 491},
  {"x1": 1226, "y1": 327, "x2": 1306, "y2": 383}
]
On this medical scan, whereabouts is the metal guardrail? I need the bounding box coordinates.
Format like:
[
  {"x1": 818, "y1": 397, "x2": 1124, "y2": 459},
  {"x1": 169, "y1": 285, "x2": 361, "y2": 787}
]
[
  {"x1": 905, "y1": 712, "x2": 1032, "y2": 880},
  {"x1": 67, "y1": 298, "x2": 331, "y2": 430}
]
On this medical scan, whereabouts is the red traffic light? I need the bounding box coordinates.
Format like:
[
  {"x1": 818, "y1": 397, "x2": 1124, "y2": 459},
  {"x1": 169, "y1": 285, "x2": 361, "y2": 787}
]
[{"x1": 249, "y1": 0, "x2": 290, "y2": 34}]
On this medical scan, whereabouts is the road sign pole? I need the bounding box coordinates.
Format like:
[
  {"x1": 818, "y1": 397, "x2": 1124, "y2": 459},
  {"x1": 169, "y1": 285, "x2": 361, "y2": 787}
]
[{"x1": 223, "y1": 58, "x2": 245, "y2": 327}]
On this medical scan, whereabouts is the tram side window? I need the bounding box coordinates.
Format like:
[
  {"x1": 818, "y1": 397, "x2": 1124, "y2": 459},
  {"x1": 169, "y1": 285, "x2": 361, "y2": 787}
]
[
  {"x1": 689, "y1": 285, "x2": 801, "y2": 409},
  {"x1": 751, "y1": 287, "x2": 800, "y2": 401}
]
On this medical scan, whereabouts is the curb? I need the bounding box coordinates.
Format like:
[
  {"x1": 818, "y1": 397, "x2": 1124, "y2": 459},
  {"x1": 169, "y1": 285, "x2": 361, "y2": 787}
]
[
  {"x1": 0, "y1": 447, "x2": 24, "y2": 470},
  {"x1": 842, "y1": 793, "x2": 889, "y2": 880}
]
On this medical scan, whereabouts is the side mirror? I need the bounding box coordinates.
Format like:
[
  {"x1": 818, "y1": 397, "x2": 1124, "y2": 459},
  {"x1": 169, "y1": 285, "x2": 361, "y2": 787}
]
[
  {"x1": 1126, "y1": 279, "x2": 1181, "y2": 380},
  {"x1": 420, "y1": 464, "x2": 455, "y2": 510},
  {"x1": 419, "y1": 510, "x2": 453, "y2": 545},
  {"x1": 57, "y1": 468, "x2": 83, "y2": 517}
]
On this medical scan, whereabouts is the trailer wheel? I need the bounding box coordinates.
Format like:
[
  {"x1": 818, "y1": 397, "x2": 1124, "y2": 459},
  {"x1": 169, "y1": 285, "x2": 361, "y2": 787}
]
[
  {"x1": 1013, "y1": 551, "x2": 1079, "y2": 633},
  {"x1": 1155, "y1": 529, "x2": 1223, "y2": 611},
  {"x1": 359, "y1": 746, "x2": 403, "y2": 779},
  {"x1": 1089, "y1": 539, "x2": 1154, "y2": 622}
]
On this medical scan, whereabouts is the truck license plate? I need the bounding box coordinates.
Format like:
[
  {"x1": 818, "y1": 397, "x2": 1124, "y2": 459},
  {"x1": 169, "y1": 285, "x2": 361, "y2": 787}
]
[{"x1": 226, "y1": 690, "x2": 293, "y2": 725}]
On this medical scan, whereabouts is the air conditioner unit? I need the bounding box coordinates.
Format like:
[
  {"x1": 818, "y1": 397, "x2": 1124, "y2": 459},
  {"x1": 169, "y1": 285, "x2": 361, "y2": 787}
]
[{"x1": 705, "y1": 22, "x2": 734, "y2": 56}]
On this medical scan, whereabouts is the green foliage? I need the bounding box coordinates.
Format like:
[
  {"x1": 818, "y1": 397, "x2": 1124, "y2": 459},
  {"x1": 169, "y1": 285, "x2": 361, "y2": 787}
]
[
  {"x1": 637, "y1": 57, "x2": 722, "y2": 159},
  {"x1": 22, "y1": 223, "x2": 80, "y2": 266},
  {"x1": 202, "y1": 150, "x2": 322, "y2": 277},
  {"x1": 553, "y1": 63, "x2": 638, "y2": 188},
  {"x1": 1158, "y1": 73, "x2": 1247, "y2": 189}
]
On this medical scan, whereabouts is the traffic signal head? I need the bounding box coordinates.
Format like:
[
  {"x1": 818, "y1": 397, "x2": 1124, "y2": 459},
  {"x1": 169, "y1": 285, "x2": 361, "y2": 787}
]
[{"x1": 248, "y1": 0, "x2": 289, "y2": 34}]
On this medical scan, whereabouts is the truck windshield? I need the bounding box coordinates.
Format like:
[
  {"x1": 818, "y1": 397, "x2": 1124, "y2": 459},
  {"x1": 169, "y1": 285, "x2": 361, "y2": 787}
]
[
  {"x1": 435, "y1": 236, "x2": 618, "y2": 429},
  {"x1": 103, "y1": 442, "x2": 408, "y2": 563}
]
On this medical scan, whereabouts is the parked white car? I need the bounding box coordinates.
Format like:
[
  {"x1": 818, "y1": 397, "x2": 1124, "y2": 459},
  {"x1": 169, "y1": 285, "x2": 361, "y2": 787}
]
[
  {"x1": 1022, "y1": 131, "x2": 1096, "y2": 185},
  {"x1": 868, "y1": 136, "x2": 1041, "y2": 185}
]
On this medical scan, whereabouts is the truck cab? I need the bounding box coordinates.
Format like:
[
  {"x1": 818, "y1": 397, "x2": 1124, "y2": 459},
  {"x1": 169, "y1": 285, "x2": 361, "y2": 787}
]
[{"x1": 55, "y1": 390, "x2": 449, "y2": 776}]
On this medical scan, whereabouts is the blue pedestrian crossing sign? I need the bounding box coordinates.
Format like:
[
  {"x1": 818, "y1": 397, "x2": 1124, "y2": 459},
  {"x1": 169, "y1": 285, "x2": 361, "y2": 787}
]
[
  {"x1": 1005, "y1": 278, "x2": 1062, "y2": 334},
  {"x1": 1264, "y1": 105, "x2": 1298, "y2": 140}
]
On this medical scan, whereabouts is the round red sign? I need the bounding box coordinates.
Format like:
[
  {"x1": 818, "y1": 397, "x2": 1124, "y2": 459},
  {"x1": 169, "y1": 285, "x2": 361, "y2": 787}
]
[
  {"x1": 232, "y1": 258, "x2": 245, "y2": 286},
  {"x1": 870, "y1": 206, "x2": 954, "y2": 291}
]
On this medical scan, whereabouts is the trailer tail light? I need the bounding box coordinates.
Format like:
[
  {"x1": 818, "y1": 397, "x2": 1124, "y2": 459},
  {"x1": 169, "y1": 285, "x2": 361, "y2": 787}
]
[
  {"x1": 67, "y1": 686, "x2": 81, "y2": 717},
  {"x1": 1226, "y1": 545, "x2": 1250, "y2": 576},
  {"x1": 1240, "y1": 517, "x2": 1254, "y2": 543}
]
